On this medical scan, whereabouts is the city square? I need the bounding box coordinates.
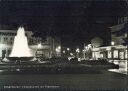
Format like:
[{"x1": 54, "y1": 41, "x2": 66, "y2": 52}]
[{"x1": 0, "y1": 0, "x2": 127, "y2": 91}]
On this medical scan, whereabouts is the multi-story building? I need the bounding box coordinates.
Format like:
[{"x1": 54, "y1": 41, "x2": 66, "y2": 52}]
[
  {"x1": 91, "y1": 17, "x2": 127, "y2": 74},
  {"x1": 0, "y1": 29, "x2": 61, "y2": 59},
  {"x1": 92, "y1": 16, "x2": 128, "y2": 61}
]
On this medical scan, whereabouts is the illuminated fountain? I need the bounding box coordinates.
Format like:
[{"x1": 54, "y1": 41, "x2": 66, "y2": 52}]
[{"x1": 9, "y1": 27, "x2": 34, "y2": 61}]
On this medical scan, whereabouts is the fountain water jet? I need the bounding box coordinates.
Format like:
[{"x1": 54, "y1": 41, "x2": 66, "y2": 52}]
[{"x1": 9, "y1": 27, "x2": 34, "y2": 59}]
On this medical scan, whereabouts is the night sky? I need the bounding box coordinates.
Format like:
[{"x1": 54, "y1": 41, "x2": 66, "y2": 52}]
[{"x1": 0, "y1": 0, "x2": 127, "y2": 48}]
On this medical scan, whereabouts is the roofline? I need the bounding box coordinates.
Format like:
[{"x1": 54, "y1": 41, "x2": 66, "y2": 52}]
[{"x1": 0, "y1": 30, "x2": 32, "y2": 33}]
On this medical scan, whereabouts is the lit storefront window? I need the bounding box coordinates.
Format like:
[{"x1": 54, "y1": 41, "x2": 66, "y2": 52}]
[
  {"x1": 100, "y1": 54, "x2": 103, "y2": 58},
  {"x1": 94, "y1": 52, "x2": 100, "y2": 59},
  {"x1": 113, "y1": 50, "x2": 118, "y2": 58},
  {"x1": 119, "y1": 52, "x2": 124, "y2": 59},
  {"x1": 108, "y1": 51, "x2": 112, "y2": 58},
  {"x1": 125, "y1": 50, "x2": 127, "y2": 59},
  {"x1": 111, "y1": 41, "x2": 115, "y2": 46}
]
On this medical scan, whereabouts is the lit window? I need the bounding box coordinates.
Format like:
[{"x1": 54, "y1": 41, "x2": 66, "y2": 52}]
[
  {"x1": 108, "y1": 51, "x2": 112, "y2": 58},
  {"x1": 113, "y1": 50, "x2": 118, "y2": 58},
  {"x1": 111, "y1": 41, "x2": 115, "y2": 46},
  {"x1": 125, "y1": 50, "x2": 127, "y2": 59},
  {"x1": 119, "y1": 52, "x2": 124, "y2": 59}
]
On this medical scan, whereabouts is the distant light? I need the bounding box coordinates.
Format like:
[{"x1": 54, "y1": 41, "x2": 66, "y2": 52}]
[
  {"x1": 58, "y1": 46, "x2": 61, "y2": 50},
  {"x1": 88, "y1": 44, "x2": 92, "y2": 48},
  {"x1": 76, "y1": 48, "x2": 80, "y2": 53},
  {"x1": 16, "y1": 69, "x2": 20, "y2": 71},
  {"x1": 56, "y1": 46, "x2": 61, "y2": 53},
  {"x1": 70, "y1": 53, "x2": 73, "y2": 56},
  {"x1": 56, "y1": 48, "x2": 60, "y2": 53},
  {"x1": 78, "y1": 58, "x2": 81, "y2": 61},
  {"x1": 68, "y1": 57, "x2": 72, "y2": 60},
  {"x1": 63, "y1": 50, "x2": 65, "y2": 53},
  {"x1": 111, "y1": 41, "x2": 115, "y2": 46},
  {"x1": 67, "y1": 48, "x2": 70, "y2": 51},
  {"x1": 85, "y1": 46, "x2": 88, "y2": 50},
  {"x1": 38, "y1": 43, "x2": 42, "y2": 48},
  {"x1": 0, "y1": 70, "x2": 3, "y2": 72}
]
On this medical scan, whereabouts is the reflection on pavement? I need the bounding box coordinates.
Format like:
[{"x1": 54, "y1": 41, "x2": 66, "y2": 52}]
[{"x1": 108, "y1": 60, "x2": 127, "y2": 75}]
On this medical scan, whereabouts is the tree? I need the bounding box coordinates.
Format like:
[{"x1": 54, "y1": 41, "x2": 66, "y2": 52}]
[{"x1": 91, "y1": 37, "x2": 103, "y2": 48}]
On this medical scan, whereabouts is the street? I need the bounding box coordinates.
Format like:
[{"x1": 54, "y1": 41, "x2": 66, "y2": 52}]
[{"x1": 0, "y1": 71, "x2": 127, "y2": 90}]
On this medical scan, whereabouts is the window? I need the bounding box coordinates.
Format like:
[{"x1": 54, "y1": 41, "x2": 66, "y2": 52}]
[
  {"x1": 4, "y1": 37, "x2": 8, "y2": 41},
  {"x1": 113, "y1": 50, "x2": 118, "y2": 58},
  {"x1": 108, "y1": 51, "x2": 112, "y2": 58},
  {"x1": 4, "y1": 37, "x2": 6, "y2": 41},
  {"x1": 125, "y1": 50, "x2": 127, "y2": 59},
  {"x1": 10, "y1": 37, "x2": 13, "y2": 40},
  {"x1": 10, "y1": 41, "x2": 13, "y2": 45},
  {"x1": 119, "y1": 52, "x2": 124, "y2": 59}
]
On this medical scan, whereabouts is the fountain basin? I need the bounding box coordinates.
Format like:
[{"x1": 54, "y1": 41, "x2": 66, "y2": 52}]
[{"x1": 7, "y1": 57, "x2": 34, "y2": 62}]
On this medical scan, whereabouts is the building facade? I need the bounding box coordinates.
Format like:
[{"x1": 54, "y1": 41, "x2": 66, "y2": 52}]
[
  {"x1": 92, "y1": 29, "x2": 127, "y2": 61},
  {"x1": 92, "y1": 16, "x2": 128, "y2": 61}
]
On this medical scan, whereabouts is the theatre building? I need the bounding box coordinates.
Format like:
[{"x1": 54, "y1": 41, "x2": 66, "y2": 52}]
[
  {"x1": 0, "y1": 30, "x2": 61, "y2": 59},
  {"x1": 92, "y1": 17, "x2": 128, "y2": 62}
]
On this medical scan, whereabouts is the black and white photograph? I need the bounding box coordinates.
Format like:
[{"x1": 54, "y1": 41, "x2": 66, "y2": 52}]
[{"x1": 0, "y1": 0, "x2": 127, "y2": 91}]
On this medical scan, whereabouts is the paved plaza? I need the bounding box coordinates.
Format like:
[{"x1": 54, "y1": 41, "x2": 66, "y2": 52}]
[{"x1": 0, "y1": 70, "x2": 127, "y2": 91}]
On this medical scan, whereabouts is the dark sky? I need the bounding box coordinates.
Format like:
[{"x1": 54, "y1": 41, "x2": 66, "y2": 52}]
[{"x1": 0, "y1": 0, "x2": 127, "y2": 48}]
